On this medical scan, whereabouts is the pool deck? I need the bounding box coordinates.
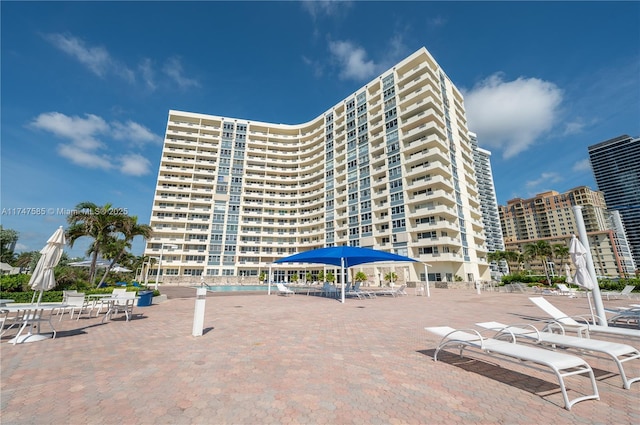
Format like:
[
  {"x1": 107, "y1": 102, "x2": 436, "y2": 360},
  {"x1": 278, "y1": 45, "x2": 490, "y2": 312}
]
[{"x1": 1, "y1": 287, "x2": 638, "y2": 424}]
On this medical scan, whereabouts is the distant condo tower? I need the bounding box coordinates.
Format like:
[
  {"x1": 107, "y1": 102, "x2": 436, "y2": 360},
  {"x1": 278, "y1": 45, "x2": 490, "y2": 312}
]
[
  {"x1": 146, "y1": 47, "x2": 491, "y2": 285},
  {"x1": 589, "y1": 134, "x2": 640, "y2": 269}
]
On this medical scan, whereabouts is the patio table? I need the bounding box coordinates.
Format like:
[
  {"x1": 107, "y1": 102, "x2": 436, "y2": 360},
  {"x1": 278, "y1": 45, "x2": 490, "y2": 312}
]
[{"x1": 2, "y1": 303, "x2": 67, "y2": 345}]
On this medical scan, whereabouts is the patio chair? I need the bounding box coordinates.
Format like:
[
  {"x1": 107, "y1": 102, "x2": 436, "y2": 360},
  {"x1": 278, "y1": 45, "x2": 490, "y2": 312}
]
[
  {"x1": 529, "y1": 297, "x2": 640, "y2": 340},
  {"x1": 0, "y1": 309, "x2": 19, "y2": 337},
  {"x1": 102, "y1": 291, "x2": 136, "y2": 323},
  {"x1": 602, "y1": 285, "x2": 636, "y2": 301},
  {"x1": 425, "y1": 326, "x2": 600, "y2": 410},
  {"x1": 321, "y1": 283, "x2": 338, "y2": 298},
  {"x1": 477, "y1": 321, "x2": 640, "y2": 389},
  {"x1": 58, "y1": 294, "x2": 87, "y2": 320},
  {"x1": 276, "y1": 283, "x2": 294, "y2": 296}
]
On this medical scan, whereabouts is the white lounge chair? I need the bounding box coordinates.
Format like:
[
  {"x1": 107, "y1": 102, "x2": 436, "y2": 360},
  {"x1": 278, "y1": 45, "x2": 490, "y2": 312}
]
[
  {"x1": 347, "y1": 281, "x2": 376, "y2": 299},
  {"x1": 321, "y1": 283, "x2": 338, "y2": 298},
  {"x1": 276, "y1": 283, "x2": 294, "y2": 296},
  {"x1": 477, "y1": 321, "x2": 640, "y2": 390},
  {"x1": 556, "y1": 284, "x2": 578, "y2": 297},
  {"x1": 605, "y1": 306, "x2": 640, "y2": 328},
  {"x1": 376, "y1": 284, "x2": 407, "y2": 297},
  {"x1": 602, "y1": 285, "x2": 636, "y2": 301},
  {"x1": 529, "y1": 297, "x2": 640, "y2": 339},
  {"x1": 425, "y1": 326, "x2": 600, "y2": 410}
]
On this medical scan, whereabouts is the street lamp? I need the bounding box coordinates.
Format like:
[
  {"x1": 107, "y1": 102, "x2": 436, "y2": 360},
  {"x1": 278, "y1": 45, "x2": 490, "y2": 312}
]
[
  {"x1": 155, "y1": 243, "x2": 178, "y2": 291},
  {"x1": 144, "y1": 256, "x2": 159, "y2": 288}
]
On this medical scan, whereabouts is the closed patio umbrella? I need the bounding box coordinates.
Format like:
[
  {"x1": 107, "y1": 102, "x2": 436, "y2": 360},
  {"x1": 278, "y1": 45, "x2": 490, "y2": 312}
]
[
  {"x1": 570, "y1": 235, "x2": 594, "y2": 291},
  {"x1": 569, "y1": 235, "x2": 595, "y2": 321},
  {"x1": 29, "y1": 226, "x2": 66, "y2": 305}
]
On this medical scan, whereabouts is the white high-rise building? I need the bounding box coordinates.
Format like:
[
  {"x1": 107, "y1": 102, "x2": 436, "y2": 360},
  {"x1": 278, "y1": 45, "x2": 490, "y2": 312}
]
[
  {"x1": 145, "y1": 47, "x2": 490, "y2": 285},
  {"x1": 470, "y1": 132, "x2": 506, "y2": 278}
]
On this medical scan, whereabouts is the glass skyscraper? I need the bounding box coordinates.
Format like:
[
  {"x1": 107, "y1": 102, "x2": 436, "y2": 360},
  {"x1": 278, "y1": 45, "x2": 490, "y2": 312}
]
[{"x1": 589, "y1": 134, "x2": 640, "y2": 269}]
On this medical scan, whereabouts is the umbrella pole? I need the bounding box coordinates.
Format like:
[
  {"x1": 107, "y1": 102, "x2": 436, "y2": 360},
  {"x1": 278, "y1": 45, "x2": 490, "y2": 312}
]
[
  {"x1": 586, "y1": 291, "x2": 595, "y2": 324},
  {"x1": 340, "y1": 258, "x2": 345, "y2": 304}
]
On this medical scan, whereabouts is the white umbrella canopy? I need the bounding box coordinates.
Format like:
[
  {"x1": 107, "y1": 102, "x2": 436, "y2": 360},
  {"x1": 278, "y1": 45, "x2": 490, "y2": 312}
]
[
  {"x1": 111, "y1": 265, "x2": 132, "y2": 273},
  {"x1": 68, "y1": 259, "x2": 111, "y2": 268},
  {"x1": 29, "y1": 226, "x2": 66, "y2": 304},
  {"x1": 569, "y1": 235, "x2": 594, "y2": 290}
]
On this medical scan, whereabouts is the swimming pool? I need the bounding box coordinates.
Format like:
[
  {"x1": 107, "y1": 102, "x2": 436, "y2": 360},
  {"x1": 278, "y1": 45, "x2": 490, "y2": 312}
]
[{"x1": 202, "y1": 285, "x2": 270, "y2": 292}]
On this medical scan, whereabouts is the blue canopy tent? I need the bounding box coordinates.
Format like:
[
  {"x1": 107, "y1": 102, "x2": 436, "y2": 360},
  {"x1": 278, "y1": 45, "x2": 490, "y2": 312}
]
[{"x1": 273, "y1": 246, "x2": 419, "y2": 303}]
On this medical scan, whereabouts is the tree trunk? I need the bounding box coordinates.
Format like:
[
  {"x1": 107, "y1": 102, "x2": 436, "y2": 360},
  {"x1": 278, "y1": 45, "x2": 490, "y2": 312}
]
[{"x1": 97, "y1": 251, "x2": 123, "y2": 288}]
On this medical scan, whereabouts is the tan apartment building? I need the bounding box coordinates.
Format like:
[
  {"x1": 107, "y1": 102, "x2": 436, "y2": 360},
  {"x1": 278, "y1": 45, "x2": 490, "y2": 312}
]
[
  {"x1": 145, "y1": 47, "x2": 490, "y2": 285},
  {"x1": 499, "y1": 187, "x2": 635, "y2": 277}
]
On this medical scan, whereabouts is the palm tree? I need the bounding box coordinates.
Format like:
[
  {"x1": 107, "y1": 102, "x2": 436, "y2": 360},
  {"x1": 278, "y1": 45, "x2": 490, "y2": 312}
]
[
  {"x1": 326, "y1": 271, "x2": 335, "y2": 284},
  {"x1": 384, "y1": 271, "x2": 397, "y2": 286},
  {"x1": 524, "y1": 241, "x2": 552, "y2": 285},
  {"x1": 553, "y1": 244, "x2": 570, "y2": 276},
  {"x1": 97, "y1": 216, "x2": 152, "y2": 287},
  {"x1": 15, "y1": 251, "x2": 38, "y2": 272},
  {"x1": 487, "y1": 250, "x2": 511, "y2": 276},
  {"x1": 66, "y1": 202, "x2": 119, "y2": 284},
  {"x1": 354, "y1": 271, "x2": 368, "y2": 284}
]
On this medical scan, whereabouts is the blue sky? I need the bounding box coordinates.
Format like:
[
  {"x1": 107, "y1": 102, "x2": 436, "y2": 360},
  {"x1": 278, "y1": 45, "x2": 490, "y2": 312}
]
[{"x1": 2, "y1": 1, "x2": 639, "y2": 259}]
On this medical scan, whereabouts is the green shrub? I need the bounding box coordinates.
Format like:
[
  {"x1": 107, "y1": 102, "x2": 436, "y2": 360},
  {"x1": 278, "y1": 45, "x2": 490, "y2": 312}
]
[{"x1": 0, "y1": 274, "x2": 31, "y2": 292}]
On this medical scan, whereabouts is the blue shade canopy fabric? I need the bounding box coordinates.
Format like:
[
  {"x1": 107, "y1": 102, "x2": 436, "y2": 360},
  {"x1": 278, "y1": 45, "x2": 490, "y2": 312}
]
[{"x1": 273, "y1": 246, "x2": 418, "y2": 268}]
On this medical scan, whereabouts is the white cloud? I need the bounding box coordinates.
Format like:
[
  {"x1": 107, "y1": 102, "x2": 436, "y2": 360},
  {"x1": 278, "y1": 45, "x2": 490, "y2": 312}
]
[
  {"x1": 119, "y1": 154, "x2": 151, "y2": 176},
  {"x1": 301, "y1": 0, "x2": 350, "y2": 20},
  {"x1": 30, "y1": 112, "x2": 108, "y2": 150},
  {"x1": 112, "y1": 121, "x2": 161, "y2": 145},
  {"x1": 525, "y1": 172, "x2": 563, "y2": 189},
  {"x1": 302, "y1": 55, "x2": 324, "y2": 78},
  {"x1": 464, "y1": 73, "x2": 563, "y2": 158},
  {"x1": 563, "y1": 118, "x2": 586, "y2": 135},
  {"x1": 45, "y1": 33, "x2": 134, "y2": 82},
  {"x1": 45, "y1": 33, "x2": 198, "y2": 90},
  {"x1": 328, "y1": 40, "x2": 378, "y2": 81},
  {"x1": 139, "y1": 58, "x2": 157, "y2": 90},
  {"x1": 572, "y1": 158, "x2": 592, "y2": 173},
  {"x1": 57, "y1": 144, "x2": 113, "y2": 170},
  {"x1": 163, "y1": 57, "x2": 200, "y2": 89},
  {"x1": 30, "y1": 112, "x2": 158, "y2": 175},
  {"x1": 45, "y1": 33, "x2": 111, "y2": 77},
  {"x1": 427, "y1": 16, "x2": 447, "y2": 29}
]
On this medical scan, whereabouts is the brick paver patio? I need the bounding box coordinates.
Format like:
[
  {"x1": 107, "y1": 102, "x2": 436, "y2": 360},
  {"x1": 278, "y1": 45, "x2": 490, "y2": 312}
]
[{"x1": 1, "y1": 287, "x2": 638, "y2": 424}]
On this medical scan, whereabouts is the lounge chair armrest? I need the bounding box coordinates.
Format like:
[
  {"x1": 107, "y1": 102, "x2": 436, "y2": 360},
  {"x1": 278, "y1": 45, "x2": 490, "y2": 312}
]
[
  {"x1": 542, "y1": 320, "x2": 567, "y2": 335},
  {"x1": 438, "y1": 328, "x2": 488, "y2": 348}
]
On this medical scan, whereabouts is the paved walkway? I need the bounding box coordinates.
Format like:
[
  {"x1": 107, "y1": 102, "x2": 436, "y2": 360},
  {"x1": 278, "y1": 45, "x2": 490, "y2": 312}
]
[{"x1": 1, "y1": 288, "x2": 638, "y2": 424}]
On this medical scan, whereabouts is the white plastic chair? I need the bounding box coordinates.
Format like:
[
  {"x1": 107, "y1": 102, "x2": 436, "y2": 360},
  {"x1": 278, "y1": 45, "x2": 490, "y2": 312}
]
[{"x1": 58, "y1": 294, "x2": 86, "y2": 320}]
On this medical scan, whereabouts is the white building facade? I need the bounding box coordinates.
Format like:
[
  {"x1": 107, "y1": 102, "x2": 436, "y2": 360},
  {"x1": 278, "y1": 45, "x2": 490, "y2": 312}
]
[
  {"x1": 145, "y1": 47, "x2": 490, "y2": 285},
  {"x1": 470, "y1": 132, "x2": 506, "y2": 278}
]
